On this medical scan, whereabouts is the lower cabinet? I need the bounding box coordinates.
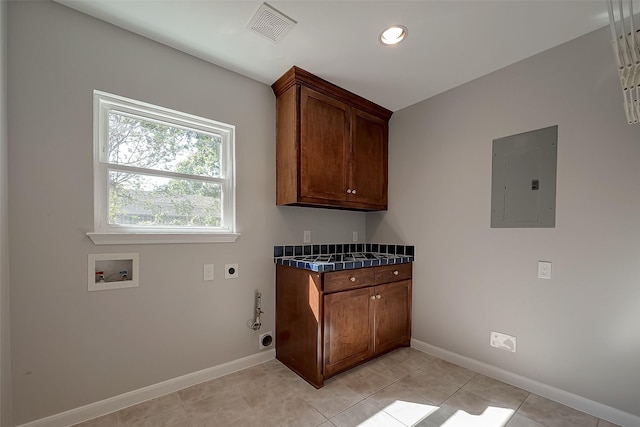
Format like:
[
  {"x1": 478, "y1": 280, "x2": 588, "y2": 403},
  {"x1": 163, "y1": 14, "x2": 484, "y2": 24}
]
[
  {"x1": 276, "y1": 263, "x2": 412, "y2": 387},
  {"x1": 323, "y1": 286, "x2": 374, "y2": 377},
  {"x1": 374, "y1": 280, "x2": 412, "y2": 355}
]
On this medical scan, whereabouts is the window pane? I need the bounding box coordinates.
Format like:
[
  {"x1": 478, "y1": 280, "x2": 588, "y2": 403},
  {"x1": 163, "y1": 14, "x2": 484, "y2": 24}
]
[
  {"x1": 107, "y1": 111, "x2": 222, "y2": 178},
  {"x1": 108, "y1": 171, "x2": 222, "y2": 228}
]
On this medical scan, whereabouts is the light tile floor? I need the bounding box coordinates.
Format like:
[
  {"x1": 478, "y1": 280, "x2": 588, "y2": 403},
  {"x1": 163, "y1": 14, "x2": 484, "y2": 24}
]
[{"x1": 73, "y1": 348, "x2": 620, "y2": 427}]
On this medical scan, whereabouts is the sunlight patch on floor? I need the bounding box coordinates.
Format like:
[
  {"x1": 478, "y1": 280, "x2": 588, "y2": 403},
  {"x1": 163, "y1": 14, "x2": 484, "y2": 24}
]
[
  {"x1": 383, "y1": 400, "x2": 439, "y2": 425},
  {"x1": 440, "y1": 407, "x2": 515, "y2": 427},
  {"x1": 354, "y1": 400, "x2": 516, "y2": 427}
]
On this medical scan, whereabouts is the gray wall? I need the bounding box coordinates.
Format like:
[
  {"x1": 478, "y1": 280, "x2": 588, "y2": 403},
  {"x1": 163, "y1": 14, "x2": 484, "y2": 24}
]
[
  {"x1": 7, "y1": 1, "x2": 365, "y2": 424},
  {"x1": 368, "y1": 25, "x2": 640, "y2": 416},
  {"x1": 11, "y1": 0, "x2": 639, "y2": 424},
  {"x1": 1, "y1": 0, "x2": 12, "y2": 425}
]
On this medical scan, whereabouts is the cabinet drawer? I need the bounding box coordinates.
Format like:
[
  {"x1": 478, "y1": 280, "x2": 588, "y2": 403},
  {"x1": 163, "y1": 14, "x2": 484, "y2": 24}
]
[
  {"x1": 374, "y1": 263, "x2": 412, "y2": 284},
  {"x1": 325, "y1": 268, "x2": 374, "y2": 293}
]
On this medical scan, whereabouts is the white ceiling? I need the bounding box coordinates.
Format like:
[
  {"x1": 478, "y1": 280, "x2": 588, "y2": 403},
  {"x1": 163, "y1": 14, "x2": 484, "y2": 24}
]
[{"x1": 54, "y1": 0, "x2": 610, "y2": 112}]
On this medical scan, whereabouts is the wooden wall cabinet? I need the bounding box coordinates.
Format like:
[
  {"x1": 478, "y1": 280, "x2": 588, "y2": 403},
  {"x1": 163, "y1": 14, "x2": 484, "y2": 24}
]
[
  {"x1": 276, "y1": 263, "x2": 412, "y2": 388},
  {"x1": 272, "y1": 66, "x2": 392, "y2": 211}
]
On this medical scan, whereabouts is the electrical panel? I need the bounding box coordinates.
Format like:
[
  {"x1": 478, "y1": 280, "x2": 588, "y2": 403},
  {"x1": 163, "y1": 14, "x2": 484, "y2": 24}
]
[{"x1": 491, "y1": 126, "x2": 558, "y2": 228}]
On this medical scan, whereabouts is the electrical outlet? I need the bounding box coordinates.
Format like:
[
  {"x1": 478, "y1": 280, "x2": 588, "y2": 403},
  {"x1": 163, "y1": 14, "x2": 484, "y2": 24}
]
[
  {"x1": 353, "y1": 231, "x2": 358, "y2": 242},
  {"x1": 490, "y1": 331, "x2": 517, "y2": 352},
  {"x1": 259, "y1": 331, "x2": 273, "y2": 349},
  {"x1": 304, "y1": 230, "x2": 311, "y2": 243},
  {"x1": 537, "y1": 261, "x2": 552, "y2": 280},
  {"x1": 225, "y1": 263, "x2": 239, "y2": 279},
  {"x1": 203, "y1": 264, "x2": 214, "y2": 281}
]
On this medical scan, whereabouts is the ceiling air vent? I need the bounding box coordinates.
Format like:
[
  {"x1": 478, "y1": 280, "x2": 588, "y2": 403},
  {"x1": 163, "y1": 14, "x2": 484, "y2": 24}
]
[{"x1": 247, "y1": 3, "x2": 296, "y2": 43}]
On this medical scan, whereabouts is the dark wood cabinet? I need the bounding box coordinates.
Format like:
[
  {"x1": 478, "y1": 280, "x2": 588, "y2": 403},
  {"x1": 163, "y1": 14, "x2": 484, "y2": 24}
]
[
  {"x1": 272, "y1": 66, "x2": 392, "y2": 211},
  {"x1": 299, "y1": 86, "x2": 350, "y2": 203},
  {"x1": 323, "y1": 286, "x2": 374, "y2": 377},
  {"x1": 276, "y1": 263, "x2": 412, "y2": 387},
  {"x1": 350, "y1": 108, "x2": 388, "y2": 207},
  {"x1": 374, "y1": 280, "x2": 412, "y2": 354}
]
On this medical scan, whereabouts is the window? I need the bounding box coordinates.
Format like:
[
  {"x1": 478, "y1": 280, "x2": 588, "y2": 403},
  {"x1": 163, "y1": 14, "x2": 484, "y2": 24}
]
[{"x1": 88, "y1": 91, "x2": 238, "y2": 244}]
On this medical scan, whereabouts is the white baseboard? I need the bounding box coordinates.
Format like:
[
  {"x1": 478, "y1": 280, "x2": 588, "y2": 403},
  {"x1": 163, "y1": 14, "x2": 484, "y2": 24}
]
[
  {"x1": 15, "y1": 349, "x2": 275, "y2": 427},
  {"x1": 18, "y1": 342, "x2": 639, "y2": 427},
  {"x1": 411, "y1": 339, "x2": 640, "y2": 427}
]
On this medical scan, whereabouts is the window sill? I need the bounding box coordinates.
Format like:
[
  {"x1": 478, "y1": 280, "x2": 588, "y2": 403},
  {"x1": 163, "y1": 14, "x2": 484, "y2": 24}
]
[{"x1": 87, "y1": 232, "x2": 240, "y2": 245}]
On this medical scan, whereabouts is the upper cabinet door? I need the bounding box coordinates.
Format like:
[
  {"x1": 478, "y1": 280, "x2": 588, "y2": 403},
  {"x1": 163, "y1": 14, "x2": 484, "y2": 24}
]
[
  {"x1": 272, "y1": 66, "x2": 392, "y2": 211},
  {"x1": 350, "y1": 108, "x2": 388, "y2": 210},
  {"x1": 300, "y1": 87, "x2": 350, "y2": 203}
]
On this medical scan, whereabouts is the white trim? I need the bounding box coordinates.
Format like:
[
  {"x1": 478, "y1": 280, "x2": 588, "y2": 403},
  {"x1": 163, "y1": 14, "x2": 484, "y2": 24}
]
[
  {"x1": 92, "y1": 90, "x2": 237, "y2": 237},
  {"x1": 87, "y1": 232, "x2": 240, "y2": 245},
  {"x1": 106, "y1": 163, "x2": 227, "y2": 184},
  {"x1": 411, "y1": 339, "x2": 640, "y2": 427},
  {"x1": 15, "y1": 349, "x2": 275, "y2": 427}
]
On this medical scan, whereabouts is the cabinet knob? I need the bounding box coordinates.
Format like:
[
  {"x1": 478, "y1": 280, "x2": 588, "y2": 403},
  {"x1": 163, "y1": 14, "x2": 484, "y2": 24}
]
[
  {"x1": 352, "y1": 189, "x2": 357, "y2": 194},
  {"x1": 371, "y1": 295, "x2": 376, "y2": 300},
  {"x1": 349, "y1": 277, "x2": 356, "y2": 282},
  {"x1": 376, "y1": 294, "x2": 382, "y2": 299},
  {"x1": 346, "y1": 189, "x2": 352, "y2": 194},
  {"x1": 393, "y1": 270, "x2": 399, "y2": 275}
]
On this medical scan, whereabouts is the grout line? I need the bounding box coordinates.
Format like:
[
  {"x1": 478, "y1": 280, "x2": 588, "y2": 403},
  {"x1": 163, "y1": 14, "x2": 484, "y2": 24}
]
[
  {"x1": 436, "y1": 372, "x2": 480, "y2": 406},
  {"x1": 512, "y1": 391, "x2": 532, "y2": 414},
  {"x1": 459, "y1": 372, "x2": 479, "y2": 389}
]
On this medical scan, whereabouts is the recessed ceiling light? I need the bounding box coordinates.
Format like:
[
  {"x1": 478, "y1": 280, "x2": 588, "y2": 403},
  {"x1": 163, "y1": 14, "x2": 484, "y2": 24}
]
[{"x1": 379, "y1": 25, "x2": 407, "y2": 45}]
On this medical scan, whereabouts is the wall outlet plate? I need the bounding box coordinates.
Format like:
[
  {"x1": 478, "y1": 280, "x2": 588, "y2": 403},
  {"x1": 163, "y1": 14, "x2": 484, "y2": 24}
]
[
  {"x1": 303, "y1": 230, "x2": 311, "y2": 243},
  {"x1": 537, "y1": 261, "x2": 552, "y2": 280},
  {"x1": 225, "y1": 263, "x2": 239, "y2": 279},
  {"x1": 203, "y1": 264, "x2": 214, "y2": 281},
  {"x1": 490, "y1": 331, "x2": 517, "y2": 352}
]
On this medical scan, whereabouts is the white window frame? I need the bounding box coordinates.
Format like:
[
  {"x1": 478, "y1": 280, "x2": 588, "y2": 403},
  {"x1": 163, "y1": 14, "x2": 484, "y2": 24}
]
[{"x1": 87, "y1": 90, "x2": 239, "y2": 245}]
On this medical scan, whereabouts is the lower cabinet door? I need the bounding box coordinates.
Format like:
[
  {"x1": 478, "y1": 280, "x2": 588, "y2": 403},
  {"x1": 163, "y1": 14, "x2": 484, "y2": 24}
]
[
  {"x1": 323, "y1": 287, "x2": 374, "y2": 377},
  {"x1": 374, "y1": 280, "x2": 412, "y2": 355}
]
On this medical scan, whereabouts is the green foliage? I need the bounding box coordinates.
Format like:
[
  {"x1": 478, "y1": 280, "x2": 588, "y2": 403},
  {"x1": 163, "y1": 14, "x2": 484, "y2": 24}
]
[{"x1": 107, "y1": 112, "x2": 223, "y2": 227}]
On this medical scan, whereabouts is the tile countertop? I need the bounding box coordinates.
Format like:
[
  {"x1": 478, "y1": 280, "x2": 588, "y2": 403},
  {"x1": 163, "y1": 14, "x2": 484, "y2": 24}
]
[{"x1": 274, "y1": 243, "x2": 414, "y2": 272}]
